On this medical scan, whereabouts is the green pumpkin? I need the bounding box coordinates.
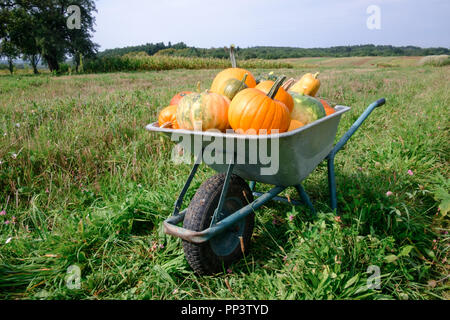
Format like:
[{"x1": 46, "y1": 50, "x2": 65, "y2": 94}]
[
  {"x1": 289, "y1": 92, "x2": 326, "y2": 125},
  {"x1": 216, "y1": 73, "x2": 248, "y2": 101},
  {"x1": 221, "y1": 77, "x2": 248, "y2": 100}
]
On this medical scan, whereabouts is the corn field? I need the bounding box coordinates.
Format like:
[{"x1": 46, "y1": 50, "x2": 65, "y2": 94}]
[{"x1": 83, "y1": 52, "x2": 293, "y2": 73}]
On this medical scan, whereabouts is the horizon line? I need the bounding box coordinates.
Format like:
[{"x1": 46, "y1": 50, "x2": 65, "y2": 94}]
[{"x1": 98, "y1": 42, "x2": 450, "y2": 52}]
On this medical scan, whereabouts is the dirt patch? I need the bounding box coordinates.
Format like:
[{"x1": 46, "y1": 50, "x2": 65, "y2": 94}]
[{"x1": 352, "y1": 57, "x2": 374, "y2": 66}]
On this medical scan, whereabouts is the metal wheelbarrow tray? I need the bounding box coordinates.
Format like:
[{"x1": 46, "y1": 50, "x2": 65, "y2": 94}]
[{"x1": 146, "y1": 98, "x2": 386, "y2": 274}]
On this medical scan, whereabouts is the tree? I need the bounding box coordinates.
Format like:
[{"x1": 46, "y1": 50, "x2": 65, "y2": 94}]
[
  {"x1": 0, "y1": 38, "x2": 19, "y2": 74},
  {"x1": 0, "y1": 0, "x2": 98, "y2": 72},
  {"x1": 66, "y1": 0, "x2": 98, "y2": 72},
  {"x1": 6, "y1": 5, "x2": 41, "y2": 73},
  {"x1": 0, "y1": 3, "x2": 19, "y2": 74}
]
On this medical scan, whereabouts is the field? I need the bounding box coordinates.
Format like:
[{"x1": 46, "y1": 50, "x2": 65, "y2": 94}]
[
  {"x1": 82, "y1": 53, "x2": 292, "y2": 73},
  {"x1": 0, "y1": 57, "x2": 449, "y2": 299},
  {"x1": 280, "y1": 56, "x2": 424, "y2": 68}
]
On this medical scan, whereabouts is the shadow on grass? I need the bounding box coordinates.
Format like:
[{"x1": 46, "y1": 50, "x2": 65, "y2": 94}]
[
  {"x1": 307, "y1": 168, "x2": 437, "y2": 241},
  {"x1": 131, "y1": 219, "x2": 155, "y2": 236}
]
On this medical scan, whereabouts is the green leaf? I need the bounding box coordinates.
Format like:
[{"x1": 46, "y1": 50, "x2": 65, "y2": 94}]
[
  {"x1": 438, "y1": 198, "x2": 450, "y2": 216},
  {"x1": 398, "y1": 245, "x2": 414, "y2": 257},
  {"x1": 344, "y1": 274, "x2": 359, "y2": 289},
  {"x1": 384, "y1": 255, "x2": 398, "y2": 263},
  {"x1": 424, "y1": 249, "x2": 436, "y2": 259},
  {"x1": 153, "y1": 265, "x2": 176, "y2": 286},
  {"x1": 434, "y1": 183, "x2": 450, "y2": 216}
]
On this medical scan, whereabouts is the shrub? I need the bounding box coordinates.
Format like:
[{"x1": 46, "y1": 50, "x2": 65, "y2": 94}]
[
  {"x1": 418, "y1": 55, "x2": 450, "y2": 67},
  {"x1": 58, "y1": 63, "x2": 72, "y2": 74}
]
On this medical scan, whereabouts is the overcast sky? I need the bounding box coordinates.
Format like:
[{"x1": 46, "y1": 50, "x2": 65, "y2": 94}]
[{"x1": 92, "y1": 0, "x2": 450, "y2": 50}]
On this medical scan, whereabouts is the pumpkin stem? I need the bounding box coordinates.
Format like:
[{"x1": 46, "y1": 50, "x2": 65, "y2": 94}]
[
  {"x1": 229, "y1": 44, "x2": 237, "y2": 68},
  {"x1": 160, "y1": 121, "x2": 173, "y2": 128},
  {"x1": 282, "y1": 78, "x2": 296, "y2": 91},
  {"x1": 267, "y1": 76, "x2": 287, "y2": 99},
  {"x1": 238, "y1": 73, "x2": 248, "y2": 91},
  {"x1": 313, "y1": 72, "x2": 320, "y2": 79},
  {"x1": 196, "y1": 81, "x2": 201, "y2": 93}
]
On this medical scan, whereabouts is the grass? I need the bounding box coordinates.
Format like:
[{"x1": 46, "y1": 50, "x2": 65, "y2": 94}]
[
  {"x1": 280, "y1": 56, "x2": 423, "y2": 69},
  {"x1": 0, "y1": 60, "x2": 449, "y2": 300}
]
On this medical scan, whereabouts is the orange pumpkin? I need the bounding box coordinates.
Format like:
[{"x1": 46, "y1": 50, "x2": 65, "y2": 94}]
[
  {"x1": 320, "y1": 99, "x2": 336, "y2": 116},
  {"x1": 288, "y1": 119, "x2": 305, "y2": 131},
  {"x1": 228, "y1": 76, "x2": 290, "y2": 134},
  {"x1": 177, "y1": 91, "x2": 231, "y2": 131},
  {"x1": 170, "y1": 91, "x2": 192, "y2": 106},
  {"x1": 255, "y1": 80, "x2": 294, "y2": 112},
  {"x1": 210, "y1": 68, "x2": 257, "y2": 94},
  {"x1": 158, "y1": 105, "x2": 179, "y2": 129}
]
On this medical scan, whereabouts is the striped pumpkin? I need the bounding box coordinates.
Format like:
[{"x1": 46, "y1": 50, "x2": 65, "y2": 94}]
[{"x1": 177, "y1": 91, "x2": 231, "y2": 131}]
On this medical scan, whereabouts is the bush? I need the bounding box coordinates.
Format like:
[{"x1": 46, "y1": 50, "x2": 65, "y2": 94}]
[
  {"x1": 418, "y1": 55, "x2": 450, "y2": 67},
  {"x1": 58, "y1": 63, "x2": 72, "y2": 74}
]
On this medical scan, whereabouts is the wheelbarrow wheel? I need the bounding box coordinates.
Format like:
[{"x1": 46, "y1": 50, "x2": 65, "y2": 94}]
[{"x1": 182, "y1": 173, "x2": 254, "y2": 275}]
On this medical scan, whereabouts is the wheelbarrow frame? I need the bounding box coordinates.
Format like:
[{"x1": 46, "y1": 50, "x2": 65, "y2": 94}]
[{"x1": 147, "y1": 98, "x2": 386, "y2": 244}]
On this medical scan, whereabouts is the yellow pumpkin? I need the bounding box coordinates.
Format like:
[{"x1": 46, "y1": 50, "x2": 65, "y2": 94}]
[{"x1": 290, "y1": 72, "x2": 321, "y2": 96}]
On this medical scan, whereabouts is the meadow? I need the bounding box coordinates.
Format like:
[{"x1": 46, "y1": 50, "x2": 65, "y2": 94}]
[{"x1": 0, "y1": 57, "x2": 448, "y2": 299}]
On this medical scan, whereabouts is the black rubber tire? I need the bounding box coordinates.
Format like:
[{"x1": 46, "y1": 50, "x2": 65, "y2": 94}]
[{"x1": 182, "y1": 173, "x2": 254, "y2": 275}]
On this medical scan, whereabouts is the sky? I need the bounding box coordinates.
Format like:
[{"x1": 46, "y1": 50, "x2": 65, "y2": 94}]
[{"x1": 92, "y1": 0, "x2": 450, "y2": 51}]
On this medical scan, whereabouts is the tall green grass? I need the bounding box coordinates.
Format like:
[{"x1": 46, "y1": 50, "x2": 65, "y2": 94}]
[{"x1": 0, "y1": 64, "x2": 448, "y2": 299}]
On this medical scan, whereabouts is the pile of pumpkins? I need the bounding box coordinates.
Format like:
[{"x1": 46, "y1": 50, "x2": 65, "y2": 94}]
[{"x1": 157, "y1": 67, "x2": 336, "y2": 134}]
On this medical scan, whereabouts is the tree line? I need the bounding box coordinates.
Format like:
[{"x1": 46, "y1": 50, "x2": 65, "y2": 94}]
[
  {"x1": 98, "y1": 42, "x2": 189, "y2": 58},
  {"x1": 0, "y1": 0, "x2": 97, "y2": 74},
  {"x1": 101, "y1": 43, "x2": 450, "y2": 60}
]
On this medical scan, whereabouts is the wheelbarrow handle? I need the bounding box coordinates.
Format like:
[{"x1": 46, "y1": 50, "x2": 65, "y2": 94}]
[
  {"x1": 330, "y1": 98, "x2": 386, "y2": 157},
  {"x1": 326, "y1": 98, "x2": 385, "y2": 212}
]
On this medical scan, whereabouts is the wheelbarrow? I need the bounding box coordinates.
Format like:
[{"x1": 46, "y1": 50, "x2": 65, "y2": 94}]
[{"x1": 146, "y1": 98, "x2": 386, "y2": 274}]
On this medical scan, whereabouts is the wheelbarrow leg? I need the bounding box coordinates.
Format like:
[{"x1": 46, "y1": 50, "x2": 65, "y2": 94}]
[
  {"x1": 327, "y1": 98, "x2": 386, "y2": 213},
  {"x1": 251, "y1": 182, "x2": 313, "y2": 211},
  {"x1": 295, "y1": 184, "x2": 316, "y2": 216},
  {"x1": 172, "y1": 150, "x2": 203, "y2": 216},
  {"x1": 209, "y1": 161, "x2": 235, "y2": 227},
  {"x1": 327, "y1": 155, "x2": 338, "y2": 212}
]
